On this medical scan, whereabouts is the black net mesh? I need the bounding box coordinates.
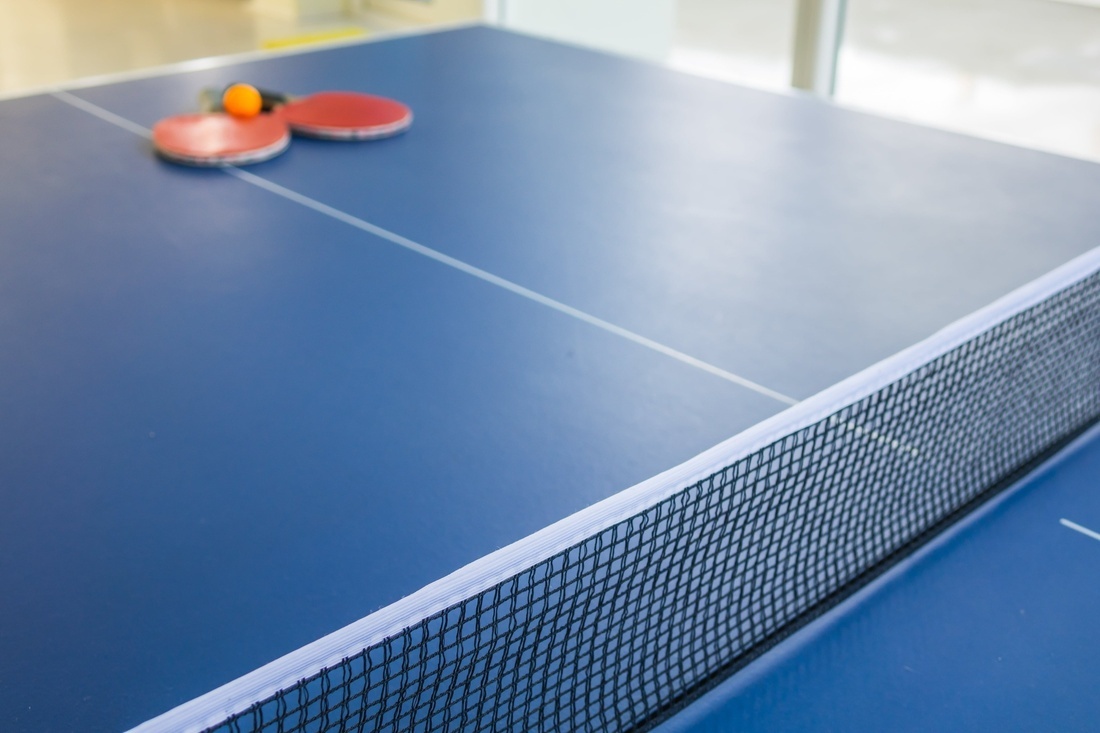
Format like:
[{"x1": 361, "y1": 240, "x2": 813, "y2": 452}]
[{"x1": 210, "y1": 272, "x2": 1100, "y2": 733}]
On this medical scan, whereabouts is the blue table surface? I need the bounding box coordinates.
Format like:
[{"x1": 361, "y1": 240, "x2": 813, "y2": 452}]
[
  {"x1": 2, "y1": 26, "x2": 1099, "y2": 733},
  {"x1": 656, "y1": 424, "x2": 1100, "y2": 733}
]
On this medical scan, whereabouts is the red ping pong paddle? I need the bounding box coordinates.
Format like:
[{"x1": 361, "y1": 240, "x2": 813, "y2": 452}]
[
  {"x1": 203, "y1": 86, "x2": 413, "y2": 141},
  {"x1": 152, "y1": 113, "x2": 290, "y2": 166}
]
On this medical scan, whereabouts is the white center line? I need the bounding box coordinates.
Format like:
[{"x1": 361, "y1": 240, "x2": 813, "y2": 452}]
[
  {"x1": 52, "y1": 90, "x2": 801, "y2": 407},
  {"x1": 1060, "y1": 518, "x2": 1100, "y2": 542},
  {"x1": 229, "y1": 168, "x2": 801, "y2": 405}
]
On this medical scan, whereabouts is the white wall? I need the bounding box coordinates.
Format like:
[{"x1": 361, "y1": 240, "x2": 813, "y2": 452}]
[
  {"x1": 251, "y1": 0, "x2": 346, "y2": 19},
  {"x1": 496, "y1": 0, "x2": 677, "y2": 61}
]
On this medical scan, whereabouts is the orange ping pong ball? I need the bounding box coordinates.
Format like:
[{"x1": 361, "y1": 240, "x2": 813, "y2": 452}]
[{"x1": 223, "y1": 83, "x2": 262, "y2": 118}]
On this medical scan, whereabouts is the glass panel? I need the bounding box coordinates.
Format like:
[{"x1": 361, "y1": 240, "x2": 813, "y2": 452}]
[{"x1": 837, "y1": 0, "x2": 1100, "y2": 160}]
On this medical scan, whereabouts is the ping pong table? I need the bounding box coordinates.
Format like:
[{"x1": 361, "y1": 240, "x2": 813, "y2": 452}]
[{"x1": 1, "y1": 24, "x2": 1099, "y2": 733}]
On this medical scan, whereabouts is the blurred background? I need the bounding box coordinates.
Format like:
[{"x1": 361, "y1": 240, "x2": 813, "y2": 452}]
[{"x1": 1, "y1": 0, "x2": 1098, "y2": 160}]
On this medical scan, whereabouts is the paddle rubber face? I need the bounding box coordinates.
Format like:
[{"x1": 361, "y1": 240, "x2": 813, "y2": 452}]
[
  {"x1": 275, "y1": 91, "x2": 413, "y2": 140},
  {"x1": 152, "y1": 113, "x2": 290, "y2": 166}
]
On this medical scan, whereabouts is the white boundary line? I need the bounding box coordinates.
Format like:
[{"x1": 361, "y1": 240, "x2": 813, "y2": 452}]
[
  {"x1": 20, "y1": 22, "x2": 1100, "y2": 169},
  {"x1": 490, "y1": 24, "x2": 1100, "y2": 166},
  {"x1": 51, "y1": 90, "x2": 152, "y2": 138},
  {"x1": 124, "y1": 241, "x2": 1100, "y2": 732},
  {"x1": 43, "y1": 58, "x2": 1100, "y2": 733},
  {"x1": 1060, "y1": 518, "x2": 1100, "y2": 542}
]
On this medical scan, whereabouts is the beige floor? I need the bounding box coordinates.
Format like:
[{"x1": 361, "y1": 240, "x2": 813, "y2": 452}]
[
  {"x1": 2, "y1": 0, "x2": 1098, "y2": 161},
  {"x1": 0, "y1": 0, "x2": 424, "y2": 95}
]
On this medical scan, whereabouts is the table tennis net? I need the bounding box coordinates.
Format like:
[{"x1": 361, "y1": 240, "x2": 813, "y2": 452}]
[{"x1": 160, "y1": 261, "x2": 1100, "y2": 733}]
